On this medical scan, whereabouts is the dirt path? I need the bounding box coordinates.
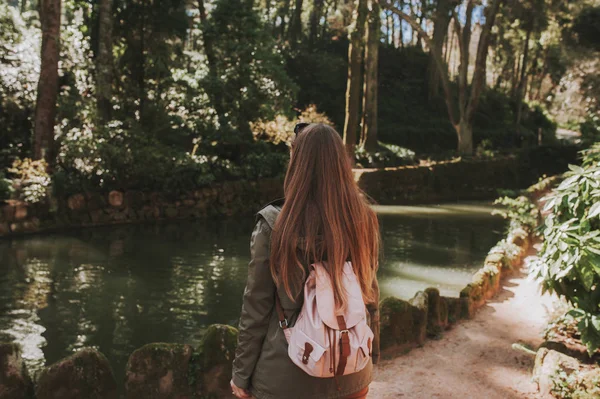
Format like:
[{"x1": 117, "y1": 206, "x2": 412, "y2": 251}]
[{"x1": 370, "y1": 255, "x2": 558, "y2": 399}]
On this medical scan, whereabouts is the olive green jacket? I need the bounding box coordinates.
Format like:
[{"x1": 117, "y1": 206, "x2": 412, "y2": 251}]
[{"x1": 232, "y1": 200, "x2": 380, "y2": 399}]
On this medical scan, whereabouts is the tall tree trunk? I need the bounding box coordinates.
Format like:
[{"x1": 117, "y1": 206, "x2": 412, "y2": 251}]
[
  {"x1": 398, "y1": 0, "x2": 404, "y2": 48},
  {"x1": 96, "y1": 0, "x2": 113, "y2": 123},
  {"x1": 428, "y1": 0, "x2": 453, "y2": 102},
  {"x1": 138, "y1": 2, "x2": 146, "y2": 121},
  {"x1": 342, "y1": 0, "x2": 368, "y2": 156},
  {"x1": 309, "y1": 0, "x2": 324, "y2": 46},
  {"x1": 391, "y1": 12, "x2": 396, "y2": 47},
  {"x1": 33, "y1": 0, "x2": 61, "y2": 164},
  {"x1": 361, "y1": 0, "x2": 380, "y2": 151},
  {"x1": 514, "y1": 22, "x2": 532, "y2": 146},
  {"x1": 384, "y1": 0, "x2": 503, "y2": 155},
  {"x1": 289, "y1": 0, "x2": 304, "y2": 46},
  {"x1": 463, "y1": 0, "x2": 503, "y2": 152}
]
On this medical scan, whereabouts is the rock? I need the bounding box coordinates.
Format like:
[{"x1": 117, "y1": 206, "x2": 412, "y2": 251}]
[
  {"x1": 533, "y1": 348, "x2": 598, "y2": 399},
  {"x1": 408, "y1": 291, "x2": 428, "y2": 346},
  {"x1": 0, "y1": 223, "x2": 10, "y2": 236},
  {"x1": 125, "y1": 343, "x2": 193, "y2": 399},
  {"x1": 379, "y1": 296, "x2": 421, "y2": 351},
  {"x1": 1, "y1": 205, "x2": 15, "y2": 223},
  {"x1": 425, "y1": 288, "x2": 448, "y2": 337},
  {"x1": 108, "y1": 191, "x2": 124, "y2": 208},
  {"x1": 35, "y1": 348, "x2": 117, "y2": 399},
  {"x1": 67, "y1": 194, "x2": 86, "y2": 211},
  {"x1": 124, "y1": 191, "x2": 144, "y2": 208},
  {"x1": 445, "y1": 297, "x2": 468, "y2": 324},
  {"x1": 0, "y1": 343, "x2": 34, "y2": 399},
  {"x1": 165, "y1": 207, "x2": 178, "y2": 219},
  {"x1": 193, "y1": 324, "x2": 239, "y2": 398},
  {"x1": 14, "y1": 205, "x2": 27, "y2": 220}
]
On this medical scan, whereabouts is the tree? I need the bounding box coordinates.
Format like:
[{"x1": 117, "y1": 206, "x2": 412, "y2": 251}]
[
  {"x1": 342, "y1": 0, "x2": 368, "y2": 155},
  {"x1": 360, "y1": 0, "x2": 380, "y2": 151},
  {"x1": 383, "y1": 0, "x2": 503, "y2": 155},
  {"x1": 96, "y1": 0, "x2": 113, "y2": 123},
  {"x1": 33, "y1": 0, "x2": 61, "y2": 163},
  {"x1": 428, "y1": 0, "x2": 456, "y2": 101}
]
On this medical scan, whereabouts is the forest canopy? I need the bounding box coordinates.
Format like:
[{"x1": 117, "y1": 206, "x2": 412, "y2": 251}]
[{"x1": 0, "y1": 0, "x2": 599, "y2": 201}]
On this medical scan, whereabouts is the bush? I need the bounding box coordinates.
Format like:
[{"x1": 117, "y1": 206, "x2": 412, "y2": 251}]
[
  {"x1": 7, "y1": 158, "x2": 51, "y2": 204},
  {"x1": 531, "y1": 145, "x2": 600, "y2": 355},
  {"x1": 492, "y1": 195, "x2": 539, "y2": 233},
  {"x1": 354, "y1": 142, "x2": 417, "y2": 168},
  {"x1": 0, "y1": 172, "x2": 13, "y2": 202}
]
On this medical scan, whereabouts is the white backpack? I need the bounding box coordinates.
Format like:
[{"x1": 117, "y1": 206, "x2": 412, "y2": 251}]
[{"x1": 275, "y1": 261, "x2": 374, "y2": 378}]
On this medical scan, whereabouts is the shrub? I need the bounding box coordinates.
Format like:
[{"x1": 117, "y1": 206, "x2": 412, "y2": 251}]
[
  {"x1": 8, "y1": 158, "x2": 51, "y2": 204},
  {"x1": 0, "y1": 172, "x2": 13, "y2": 202},
  {"x1": 531, "y1": 146, "x2": 600, "y2": 355},
  {"x1": 354, "y1": 142, "x2": 417, "y2": 168},
  {"x1": 492, "y1": 195, "x2": 539, "y2": 233}
]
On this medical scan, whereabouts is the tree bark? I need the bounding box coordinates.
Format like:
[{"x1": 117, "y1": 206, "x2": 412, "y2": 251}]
[
  {"x1": 96, "y1": 0, "x2": 113, "y2": 123},
  {"x1": 361, "y1": 0, "x2": 380, "y2": 152},
  {"x1": 33, "y1": 0, "x2": 61, "y2": 164},
  {"x1": 514, "y1": 22, "x2": 532, "y2": 145},
  {"x1": 428, "y1": 0, "x2": 454, "y2": 101},
  {"x1": 384, "y1": 0, "x2": 503, "y2": 155},
  {"x1": 342, "y1": 0, "x2": 368, "y2": 156}
]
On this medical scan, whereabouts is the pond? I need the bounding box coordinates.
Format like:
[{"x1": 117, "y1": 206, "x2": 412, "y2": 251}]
[{"x1": 0, "y1": 203, "x2": 505, "y2": 379}]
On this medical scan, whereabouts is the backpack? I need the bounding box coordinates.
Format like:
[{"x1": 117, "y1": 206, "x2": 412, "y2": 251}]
[{"x1": 275, "y1": 261, "x2": 374, "y2": 378}]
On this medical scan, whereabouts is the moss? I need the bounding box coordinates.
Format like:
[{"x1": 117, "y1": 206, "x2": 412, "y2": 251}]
[
  {"x1": 192, "y1": 324, "x2": 239, "y2": 398},
  {"x1": 0, "y1": 343, "x2": 34, "y2": 399},
  {"x1": 36, "y1": 348, "x2": 117, "y2": 399},
  {"x1": 379, "y1": 296, "x2": 419, "y2": 351},
  {"x1": 124, "y1": 343, "x2": 193, "y2": 399}
]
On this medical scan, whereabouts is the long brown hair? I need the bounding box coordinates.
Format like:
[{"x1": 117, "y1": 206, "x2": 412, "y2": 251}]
[{"x1": 270, "y1": 123, "x2": 380, "y2": 308}]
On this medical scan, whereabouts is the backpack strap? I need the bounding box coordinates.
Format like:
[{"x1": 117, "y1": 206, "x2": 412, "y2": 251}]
[
  {"x1": 275, "y1": 294, "x2": 289, "y2": 329},
  {"x1": 335, "y1": 316, "x2": 351, "y2": 376}
]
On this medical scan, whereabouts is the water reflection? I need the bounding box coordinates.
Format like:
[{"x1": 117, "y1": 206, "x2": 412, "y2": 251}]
[{"x1": 0, "y1": 204, "x2": 504, "y2": 379}]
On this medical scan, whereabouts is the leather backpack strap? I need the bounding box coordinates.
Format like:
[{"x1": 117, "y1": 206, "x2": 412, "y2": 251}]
[
  {"x1": 335, "y1": 315, "x2": 351, "y2": 376},
  {"x1": 275, "y1": 293, "x2": 289, "y2": 329}
]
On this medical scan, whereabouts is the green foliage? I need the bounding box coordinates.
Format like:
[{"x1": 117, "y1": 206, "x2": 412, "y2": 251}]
[
  {"x1": 571, "y1": 6, "x2": 600, "y2": 51},
  {"x1": 0, "y1": 172, "x2": 13, "y2": 202},
  {"x1": 581, "y1": 116, "x2": 600, "y2": 145},
  {"x1": 202, "y1": 0, "x2": 297, "y2": 138},
  {"x1": 0, "y1": 4, "x2": 37, "y2": 169},
  {"x1": 354, "y1": 142, "x2": 417, "y2": 168},
  {"x1": 8, "y1": 158, "x2": 51, "y2": 204},
  {"x1": 492, "y1": 195, "x2": 539, "y2": 233},
  {"x1": 531, "y1": 147, "x2": 600, "y2": 355}
]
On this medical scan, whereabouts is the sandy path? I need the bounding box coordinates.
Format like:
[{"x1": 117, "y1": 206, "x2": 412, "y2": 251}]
[{"x1": 370, "y1": 257, "x2": 557, "y2": 399}]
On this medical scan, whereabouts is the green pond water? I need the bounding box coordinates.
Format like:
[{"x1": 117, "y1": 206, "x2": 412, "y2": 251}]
[{"x1": 0, "y1": 203, "x2": 505, "y2": 378}]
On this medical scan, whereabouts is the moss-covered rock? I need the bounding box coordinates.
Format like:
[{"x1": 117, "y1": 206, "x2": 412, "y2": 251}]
[
  {"x1": 424, "y1": 288, "x2": 448, "y2": 337},
  {"x1": 445, "y1": 297, "x2": 468, "y2": 324},
  {"x1": 0, "y1": 343, "x2": 34, "y2": 399},
  {"x1": 192, "y1": 324, "x2": 238, "y2": 398},
  {"x1": 125, "y1": 343, "x2": 193, "y2": 399},
  {"x1": 36, "y1": 348, "x2": 117, "y2": 399},
  {"x1": 407, "y1": 291, "x2": 428, "y2": 346},
  {"x1": 379, "y1": 296, "x2": 422, "y2": 352}
]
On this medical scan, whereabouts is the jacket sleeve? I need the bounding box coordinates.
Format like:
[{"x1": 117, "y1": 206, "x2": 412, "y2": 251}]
[
  {"x1": 231, "y1": 218, "x2": 276, "y2": 389},
  {"x1": 366, "y1": 277, "x2": 380, "y2": 364}
]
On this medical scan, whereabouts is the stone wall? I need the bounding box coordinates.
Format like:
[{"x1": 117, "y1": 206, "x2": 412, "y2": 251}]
[
  {"x1": 0, "y1": 150, "x2": 576, "y2": 239},
  {"x1": 0, "y1": 178, "x2": 284, "y2": 238}
]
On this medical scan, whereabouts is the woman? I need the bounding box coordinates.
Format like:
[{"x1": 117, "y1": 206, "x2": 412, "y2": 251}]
[{"x1": 230, "y1": 123, "x2": 380, "y2": 399}]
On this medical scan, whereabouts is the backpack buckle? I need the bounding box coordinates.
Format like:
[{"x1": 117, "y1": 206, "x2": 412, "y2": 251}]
[
  {"x1": 279, "y1": 319, "x2": 289, "y2": 329},
  {"x1": 340, "y1": 329, "x2": 349, "y2": 335}
]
